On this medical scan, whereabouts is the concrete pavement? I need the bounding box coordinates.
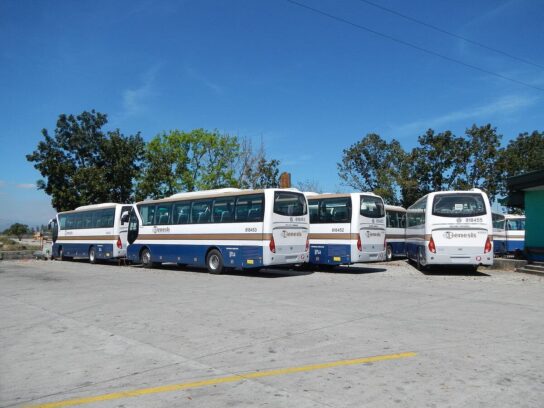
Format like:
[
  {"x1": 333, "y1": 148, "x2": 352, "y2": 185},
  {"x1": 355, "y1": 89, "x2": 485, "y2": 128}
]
[{"x1": 1, "y1": 259, "x2": 543, "y2": 407}]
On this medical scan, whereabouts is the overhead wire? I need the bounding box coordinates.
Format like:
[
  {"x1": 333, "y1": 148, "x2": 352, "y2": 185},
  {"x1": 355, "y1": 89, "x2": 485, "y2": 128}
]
[
  {"x1": 356, "y1": 0, "x2": 544, "y2": 71},
  {"x1": 286, "y1": 0, "x2": 544, "y2": 93}
]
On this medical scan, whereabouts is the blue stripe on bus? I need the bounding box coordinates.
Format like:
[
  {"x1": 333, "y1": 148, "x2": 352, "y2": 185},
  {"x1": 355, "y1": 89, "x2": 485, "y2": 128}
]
[
  {"x1": 506, "y1": 240, "x2": 524, "y2": 252},
  {"x1": 389, "y1": 241, "x2": 406, "y2": 257},
  {"x1": 405, "y1": 241, "x2": 424, "y2": 261},
  {"x1": 126, "y1": 243, "x2": 264, "y2": 268},
  {"x1": 52, "y1": 243, "x2": 115, "y2": 259},
  {"x1": 308, "y1": 244, "x2": 351, "y2": 265}
]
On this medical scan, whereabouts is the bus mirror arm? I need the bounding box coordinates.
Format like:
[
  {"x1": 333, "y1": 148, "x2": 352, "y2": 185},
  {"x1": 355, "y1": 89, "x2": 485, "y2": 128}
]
[
  {"x1": 47, "y1": 218, "x2": 55, "y2": 230},
  {"x1": 121, "y1": 211, "x2": 130, "y2": 224}
]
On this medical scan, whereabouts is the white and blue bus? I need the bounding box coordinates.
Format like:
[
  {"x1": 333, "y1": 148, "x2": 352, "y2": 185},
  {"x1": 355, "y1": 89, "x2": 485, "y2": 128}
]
[
  {"x1": 50, "y1": 203, "x2": 133, "y2": 262},
  {"x1": 385, "y1": 205, "x2": 406, "y2": 261},
  {"x1": 406, "y1": 189, "x2": 493, "y2": 271},
  {"x1": 125, "y1": 188, "x2": 310, "y2": 273},
  {"x1": 492, "y1": 212, "x2": 525, "y2": 257},
  {"x1": 306, "y1": 192, "x2": 386, "y2": 267},
  {"x1": 492, "y1": 212, "x2": 506, "y2": 256}
]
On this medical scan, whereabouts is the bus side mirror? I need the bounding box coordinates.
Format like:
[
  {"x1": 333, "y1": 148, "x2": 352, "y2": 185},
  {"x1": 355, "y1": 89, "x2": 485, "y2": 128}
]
[
  {"x1": 48, "y1": 218, "x2": 55, "y2": 230},
  {"x1": 121, "y1": 211, "x2": 130, "y2": 224}
]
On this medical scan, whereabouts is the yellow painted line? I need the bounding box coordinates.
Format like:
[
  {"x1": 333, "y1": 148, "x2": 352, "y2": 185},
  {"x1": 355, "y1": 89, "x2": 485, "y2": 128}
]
[{"x1": 28, "y1": 352, "x2": 416, "y2": 408}]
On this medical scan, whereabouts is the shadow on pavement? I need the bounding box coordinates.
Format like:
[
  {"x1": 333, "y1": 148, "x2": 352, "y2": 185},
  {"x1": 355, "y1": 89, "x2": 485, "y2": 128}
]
[
  {"x1": 324, "y1": 265, "x2": 388, "y2": 274},
  {"x1": 418, "y1": 265, "x2": 490, "y2": 277},
  {"x1": 142, "y1": 263, "x2": 316, "y2": 278}
]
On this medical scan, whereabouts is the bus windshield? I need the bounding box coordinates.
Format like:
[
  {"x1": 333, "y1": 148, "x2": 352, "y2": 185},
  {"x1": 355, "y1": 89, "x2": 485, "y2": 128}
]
[
  {"x1": 360, "y1": 195, "x2": 385, "y2": 218},
  {"x1": 432, "y1": 193, "x2": 486, "y2": 217},
  {"x1": 274, "y1": 192, "x2": 307, "y2": 216}
]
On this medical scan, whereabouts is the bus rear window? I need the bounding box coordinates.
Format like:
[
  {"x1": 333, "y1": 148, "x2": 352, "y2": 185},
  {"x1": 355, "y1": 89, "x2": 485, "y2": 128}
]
[
  {"x1": 274, "y1": 192, "x2": 307, "y2": 217},
  {"x1": 432, "y1": 193, "x2": 486, "y2": 217},
  {"x1": 507, "y1": 218, "x2": 525, "y2": 231},
  {"x1": 308, "y1": 197, "x2": 351, "y2": 223},
  {"x1": 360, "y1": 195, "x2": 385, "y2": 218}
]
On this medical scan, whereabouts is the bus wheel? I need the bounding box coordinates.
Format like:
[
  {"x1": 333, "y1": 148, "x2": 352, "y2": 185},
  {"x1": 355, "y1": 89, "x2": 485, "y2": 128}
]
[
  {"x1": 386, "y1": 245, "x2": 393, "y2": 262},
  {"x1": 89, "y1": 247, "x2": 97, "y2": 264},
  {"x1": 206, "y1": 249, "x2": 224, "y2": 275},
  {"x1": 141, "y1": 248, "x2": 153, "y2": 268},
  {"x1": 417, "y1": 248, "x2": 427, "y2": 271}
]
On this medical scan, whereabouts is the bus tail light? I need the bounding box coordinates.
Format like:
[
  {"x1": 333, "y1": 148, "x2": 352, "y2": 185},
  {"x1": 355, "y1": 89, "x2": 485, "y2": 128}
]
[
  {"x1": 484, "y1": 236, "x2": 492, "y2": 253},
  {"x1": 384, "y1": 236, "x2": 387, "y2": 250},
  {"x1": 428, "y1": 236, "x2": 436, "y2": 253},
  {"x1": 305, "y1": 237, "x2": 309, "y2": 252},
  {"x1": 357, "y1": 235, "x2": 362, "y2": 251},
  {"x1": 116, "y1": 237, "x2": 122, "y2": 249},
  {"x1": 269, "y1": 236, "x2": 276, "y2": 253}
]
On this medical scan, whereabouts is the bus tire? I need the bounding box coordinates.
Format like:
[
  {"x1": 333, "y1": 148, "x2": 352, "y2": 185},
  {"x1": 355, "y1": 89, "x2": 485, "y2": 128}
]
[
  {"x1": 386, "y1": 244, "x2": 393, "y2": 262},
  {"x1": 141, "y1": 248, "x2": 153, "y2": 268},
  {"x1": 417, "y1": 248, "x2": 427, "y2": 271},
  {"x1": 59, "y1": 247, "x2": 66, "y2": 261},
  {"x1": 89, "y1": 247, "x2": 97, "y2": 264},
  {"x1": 206, "y1": 249, "x2": 224, "y2": 275}
]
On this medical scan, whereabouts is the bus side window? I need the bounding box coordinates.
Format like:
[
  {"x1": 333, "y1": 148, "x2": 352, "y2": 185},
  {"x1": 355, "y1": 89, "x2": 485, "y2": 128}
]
[
  {"x1": 139, "y1": 205, "x2": 156, "y2": 226},
  {"x1": 155, "y1": 204, "x2": 172, "y2": 225},
  {"x1": 236, "y1": 195, "x2": 264, "y2": 222},
  {"x1": 173, "y1": 202, "x2": 191, "y2": 224},
  {"x1": 192, "y1": 200, "x2": 212, "y2": 224},
  {"x1": 213, "y1": 197, "x2": 235, "y2": 223}
]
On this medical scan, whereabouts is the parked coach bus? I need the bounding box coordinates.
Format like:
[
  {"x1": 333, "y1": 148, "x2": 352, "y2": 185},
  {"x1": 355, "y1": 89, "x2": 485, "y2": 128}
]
[
  {"x1": 406, "y1": 189, "x2": 493, "y2": 271},
  {"x1": 385, "y1": 205, "x2": 406, "y2": 261},
  {"x1": 125, "y1": 188, "x2": 310, "y2": 274},
  {"x1": 492, "y1": 212, "x2": 525, "y2": 257},
  {"x1": 305, "y1": 192, "x2": 386, "y2": 267},
  {"x1": 49, "y1": 203, "x2": 133, "y2": 262}
]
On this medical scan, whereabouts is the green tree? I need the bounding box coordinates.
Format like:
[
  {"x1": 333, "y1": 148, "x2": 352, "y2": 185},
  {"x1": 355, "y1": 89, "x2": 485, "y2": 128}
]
[
  {"x1": 500, "y1": 130, "x2": 544, "y2": 178},
  {"x1": 397, "y1": 149, "x2": 423, "y2": 208},
  {"x1": 412, "y1": 129, "x2": 469, "y2": 194},
  {"x1": 497, "y1": 130, "x2": 544, "y2": 204},
  {"x1": 337, "y1": 133, "x2": 405, "y2": 204},
  {"x1": 137, "y1": 129, "x2": 239, "y2": 200},
  {"x1": 3, "y1": 223, "x2": 30, "y2": 241},
  {"x1": 26, "y1": 110, "x2": 145, "y2": 211},
  {"x1": 455, "y1": 124, "x2": 503, "y2": 201}
]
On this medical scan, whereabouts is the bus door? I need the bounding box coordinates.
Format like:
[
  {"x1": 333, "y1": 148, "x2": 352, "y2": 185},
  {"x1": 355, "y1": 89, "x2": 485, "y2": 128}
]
[
  {"x1": 359, "y1": 196, "x2": 386, "y2": 255},
  {"x1": 127, "y1": 208, "x2": 139, "y2": 245},
  {"x1": 118, "y1": 205, "x2": 132, "y2": 248}
]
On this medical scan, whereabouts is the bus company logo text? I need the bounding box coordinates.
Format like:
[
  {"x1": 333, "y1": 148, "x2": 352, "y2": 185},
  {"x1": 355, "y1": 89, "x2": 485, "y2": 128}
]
[
  {"x1": 152, "y1": 226, "x2": 170, "y2": 234},
  {"x1": 366, "y1": 231, "x2": 382, "y2": 238},
  {"x1": 290, "y1": 217, "x2": 306, "y2": 222},
  {"x1": 443, "y1": 231, "x2": 477, "y2": 239},
  {"x1": 282, "y1": 230, "x2": 302, "y2": 238}
]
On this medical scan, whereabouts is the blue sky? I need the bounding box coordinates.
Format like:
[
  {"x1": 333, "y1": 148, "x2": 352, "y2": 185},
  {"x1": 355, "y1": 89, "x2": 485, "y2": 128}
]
[{"x1": 1, "y1": 0, "x2": 543, "y2": 228}]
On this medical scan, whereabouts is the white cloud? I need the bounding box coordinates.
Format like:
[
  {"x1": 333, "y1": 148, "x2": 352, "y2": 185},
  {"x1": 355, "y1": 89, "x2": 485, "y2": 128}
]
[
  {"x1": 121, "y1": 65, "x2": 161, "y2": 117},
  {"x1": 16, "y1": 183, "x2": 36, "y2": 189},
  {"x1": 390, "y1": 94, "x2": 539, "y2": 137}
]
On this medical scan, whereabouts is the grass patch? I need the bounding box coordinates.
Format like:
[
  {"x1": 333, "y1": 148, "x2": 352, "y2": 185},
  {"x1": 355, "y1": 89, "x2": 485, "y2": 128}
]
[{"x1": 0, "y1": 236, "x2": 40, "y2": 251}]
